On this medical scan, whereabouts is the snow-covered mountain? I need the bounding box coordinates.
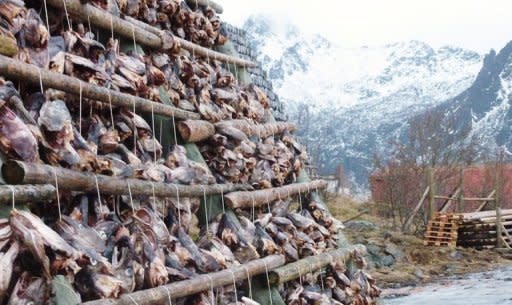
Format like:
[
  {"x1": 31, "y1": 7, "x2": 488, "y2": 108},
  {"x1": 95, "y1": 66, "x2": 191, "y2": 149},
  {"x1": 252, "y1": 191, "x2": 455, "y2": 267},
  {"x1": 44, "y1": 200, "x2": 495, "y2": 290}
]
[
  {"x1": 243, "y1": 15, "x2": 483, "y2": 187},
  {"x1": 437, "y1": 41, "x2": 512, "y2": 156}
]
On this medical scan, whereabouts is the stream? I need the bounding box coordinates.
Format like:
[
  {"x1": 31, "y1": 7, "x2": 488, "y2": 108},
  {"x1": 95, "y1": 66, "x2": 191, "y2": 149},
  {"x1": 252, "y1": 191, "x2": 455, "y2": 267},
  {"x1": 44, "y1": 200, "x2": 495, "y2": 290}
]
[{"x1": 383, "y1": 266, "x2": 512, "y2": 305}]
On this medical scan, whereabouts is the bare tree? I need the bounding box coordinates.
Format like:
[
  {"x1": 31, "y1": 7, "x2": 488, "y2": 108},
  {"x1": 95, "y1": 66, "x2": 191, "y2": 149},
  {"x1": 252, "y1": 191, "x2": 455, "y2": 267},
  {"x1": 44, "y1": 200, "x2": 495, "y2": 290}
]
[{"x1": 372, "y1": 109, "x2": 480, "y2": 231}]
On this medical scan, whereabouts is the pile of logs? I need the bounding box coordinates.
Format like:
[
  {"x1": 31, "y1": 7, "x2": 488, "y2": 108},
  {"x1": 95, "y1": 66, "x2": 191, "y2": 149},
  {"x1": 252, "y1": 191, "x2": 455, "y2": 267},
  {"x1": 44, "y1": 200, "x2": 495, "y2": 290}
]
[{"x1": 458, "y1": 209, "x2": 512, "y2": 249}]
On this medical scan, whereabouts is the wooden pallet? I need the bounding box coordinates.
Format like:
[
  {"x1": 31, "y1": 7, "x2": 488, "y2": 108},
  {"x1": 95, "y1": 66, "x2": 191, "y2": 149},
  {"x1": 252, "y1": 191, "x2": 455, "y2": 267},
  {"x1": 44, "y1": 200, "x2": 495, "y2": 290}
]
[
  {"x1": 423, "y1": 240, "x2": 456, "y2": 247},
  {"x1": 425, "y1": 230, "x2": 458, "y2": 238},
  {"x1": 424, "y1": 212, "x2": 462, "y2": 247}
]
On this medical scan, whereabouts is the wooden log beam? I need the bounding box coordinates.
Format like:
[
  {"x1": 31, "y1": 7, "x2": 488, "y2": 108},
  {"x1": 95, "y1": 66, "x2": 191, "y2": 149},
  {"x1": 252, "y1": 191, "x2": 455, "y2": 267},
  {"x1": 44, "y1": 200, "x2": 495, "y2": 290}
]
[
  {"x1": 0, "y1": 184, "x2": 56, "y2": 204},
  {"x1": 225, "y1": 180, "x2": 328, "y2": 209},
  {"x1": 268, "y1": 245, "x2": 365, "y2": 285},
  {"x1": 82, "y1": 254, "x2": 285, "y2": 305},
  {"x1": 45, "y1": 0, "x2": 254, "y2": 67},
  {"x1": 185, "y1": 0, "x2": 223, "y2": 13},
  {"x1": 2, "y1": 160, "x2": 250, "y2": 198},
  {"x1": 0, "y1": 55, "x2": 199, "y2": 120},
  {"x1": 215, "y1": 120, "x2": 296, "y2": 139},
  {"x1": 177, "y1": 119, "x2": 297, "y2": 143},
  {"x1": 177, "y1": 120, "x2": 215, "y2": 143}
]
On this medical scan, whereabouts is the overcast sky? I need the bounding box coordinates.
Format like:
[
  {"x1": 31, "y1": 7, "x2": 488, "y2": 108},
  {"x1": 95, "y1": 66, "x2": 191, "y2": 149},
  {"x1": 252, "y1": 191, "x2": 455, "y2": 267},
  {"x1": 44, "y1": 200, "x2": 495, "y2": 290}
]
[{"x1": 218, "y1": 0, "x2": 512, "y2": 53}]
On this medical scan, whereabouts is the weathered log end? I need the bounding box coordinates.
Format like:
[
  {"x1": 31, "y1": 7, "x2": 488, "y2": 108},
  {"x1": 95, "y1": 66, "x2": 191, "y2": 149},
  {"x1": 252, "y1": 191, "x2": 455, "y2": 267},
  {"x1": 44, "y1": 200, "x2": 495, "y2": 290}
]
[
  {"x1": 177, "y1": 120, "x2": 215, "y2": 143},
  {"x1": 2, "y1": 160, "x2": 25, "y2": 185}
]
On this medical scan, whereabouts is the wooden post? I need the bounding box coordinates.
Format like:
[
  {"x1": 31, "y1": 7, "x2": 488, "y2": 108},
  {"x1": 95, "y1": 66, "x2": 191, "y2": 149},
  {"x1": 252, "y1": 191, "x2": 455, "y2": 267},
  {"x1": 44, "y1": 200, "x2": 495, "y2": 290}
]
[
  {"x1": 458, "y1": 167, "x2": 465, "y2": 213},
  {"x1": 428, "y1": 167, "x2": 436, "y2": 220},
  {"x1": 496, "y1": 165, "x2": 504, "y2": 248},
  {"x1": 335, "y1": 164, "x2": 345, "y2": 194}
]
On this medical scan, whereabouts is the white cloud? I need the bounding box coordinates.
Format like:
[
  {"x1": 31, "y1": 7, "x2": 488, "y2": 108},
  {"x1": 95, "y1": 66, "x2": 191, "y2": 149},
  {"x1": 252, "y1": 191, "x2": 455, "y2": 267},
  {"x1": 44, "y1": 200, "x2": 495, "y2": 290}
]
[{"x1": 217, "y1": 0, "x2": 512, "y2": 52}]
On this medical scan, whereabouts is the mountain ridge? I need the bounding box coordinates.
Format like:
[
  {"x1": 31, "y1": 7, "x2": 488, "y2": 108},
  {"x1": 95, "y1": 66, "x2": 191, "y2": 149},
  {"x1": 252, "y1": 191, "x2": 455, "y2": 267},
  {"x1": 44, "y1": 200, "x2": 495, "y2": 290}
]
[{"x1": 243, "y1": 14, "x2": 484, "y2": 188}]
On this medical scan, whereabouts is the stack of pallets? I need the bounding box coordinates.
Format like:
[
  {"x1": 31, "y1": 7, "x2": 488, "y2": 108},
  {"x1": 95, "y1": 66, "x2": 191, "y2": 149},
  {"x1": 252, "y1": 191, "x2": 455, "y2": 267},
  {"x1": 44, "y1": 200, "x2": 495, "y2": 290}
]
[{"x1": 424, "y1": 212, "x2": 463, "y2": 247}]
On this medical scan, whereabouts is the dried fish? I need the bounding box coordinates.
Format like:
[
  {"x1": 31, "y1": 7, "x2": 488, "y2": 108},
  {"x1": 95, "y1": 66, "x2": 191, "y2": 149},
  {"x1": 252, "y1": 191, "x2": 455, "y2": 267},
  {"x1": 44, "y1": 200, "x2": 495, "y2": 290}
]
[{"x1": 0, "y1": 241, "x2": 19, "y2": 303}]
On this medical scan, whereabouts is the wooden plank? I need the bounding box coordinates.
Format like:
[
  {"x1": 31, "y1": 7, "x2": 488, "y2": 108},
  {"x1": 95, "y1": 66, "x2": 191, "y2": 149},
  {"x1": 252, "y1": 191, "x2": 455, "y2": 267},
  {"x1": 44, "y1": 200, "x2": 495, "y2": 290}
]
[
  {"x1": 427, "y1": 222, "x2": 458, "y2": 227},
  {"x1": 82, "y1": 255, "x2": 285, "y2": 305},
  {"x1": 459, "y1": 221, "x2": 512, "y2": 229},
  {"x1": 424, "y1": 235, "x2": 457, "y2": 241},
  {"x1": 403, "y1": 186, "x2": 430, "y2": 232},
  {"x1": 462, "y1": 209, "x2": 512, "y2": 220},
  {"x1": 426, "y1": 230, "x2": 458, "y2": 235},
  {"x1": 423, "y1": 240, "x2": 455, "y2": 247},
  {"x1": 462, "y1": 197, "x2": 496, "y2": 201}
]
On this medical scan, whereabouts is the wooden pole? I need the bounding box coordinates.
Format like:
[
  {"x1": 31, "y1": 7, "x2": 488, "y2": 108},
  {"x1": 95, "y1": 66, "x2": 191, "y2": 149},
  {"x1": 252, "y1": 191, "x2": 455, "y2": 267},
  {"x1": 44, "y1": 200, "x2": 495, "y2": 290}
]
[
  {"x1": 475, "y1": 190, "x2": 497, "y2": 212},
  {"x1": 458, "y1": 167, "x2": 465, "y2": 213},
  {"x1": 268, "y1": 245, "x2": 365, "y2": 285},
  {"x1": 177, "y1": 120, "x2": 297, "y2": 143},
  {"x1": 428, "y1": 167, "x2": 436, "y2": 220},
  {"x1": 45, "y1": 0, "x2": 255, "y2": 67},
  {"x1": 496, "y1": 163, "x2": 504, "y2": 248},
  {"x1": 215, "y1": 120, "x2": 296, "y2": 138},
  {"x1": 0, "y1": 185, "x2": 56, "y2": 205},
  {"x1": 0, "y1": 55, "x2": 200, "y2": 120},
  {"x1": 2, "y1": 160, "x2": 250, "y2": 198},
  {"x1": 403, "y1": 186, "x2": 430, "y2": 232},
  {"x1": 185, "y1": 0, "x2": 223, "y2": 13},
  {"x1": 224, "y1": 180, "x2": 328, "y2": 209},
  {"x1": 82, "y1": 255, "x2": 285, "y2": 305}
]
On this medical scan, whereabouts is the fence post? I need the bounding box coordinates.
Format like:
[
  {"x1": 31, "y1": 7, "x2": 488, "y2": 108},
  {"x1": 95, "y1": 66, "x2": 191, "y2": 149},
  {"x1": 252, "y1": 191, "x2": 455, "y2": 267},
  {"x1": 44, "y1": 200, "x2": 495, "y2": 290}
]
[
  {"x1": 458, "y1": 167, "x2": 464, "y2": 213},
  {"x1": 428, "y1": 167, "x2": 436, "y2": 220},
  {"x1": 496, "y1": 164, "x2": 503, "y2": 248}
]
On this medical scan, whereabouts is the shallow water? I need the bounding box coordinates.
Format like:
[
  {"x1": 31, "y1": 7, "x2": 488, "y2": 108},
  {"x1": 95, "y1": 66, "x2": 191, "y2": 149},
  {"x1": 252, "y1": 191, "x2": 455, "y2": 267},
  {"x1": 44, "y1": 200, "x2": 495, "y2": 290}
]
[{"x1": 383, "y1": 266, "x2": 512, "y2": 305}]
